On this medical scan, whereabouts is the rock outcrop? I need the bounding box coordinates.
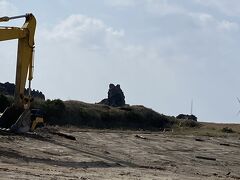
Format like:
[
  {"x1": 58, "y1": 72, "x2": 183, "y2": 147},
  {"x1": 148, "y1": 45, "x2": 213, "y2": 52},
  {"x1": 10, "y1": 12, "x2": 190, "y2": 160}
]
[
  {"x1": 99, "y1": 83, "x2": 125, "y2": 107},
  {"x1": 0, "y1": 82, "x2": 45, "y2": 100}
]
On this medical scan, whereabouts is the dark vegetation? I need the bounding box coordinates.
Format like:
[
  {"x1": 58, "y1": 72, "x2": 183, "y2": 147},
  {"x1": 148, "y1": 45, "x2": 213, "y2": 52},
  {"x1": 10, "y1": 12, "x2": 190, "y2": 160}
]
[
  {"x1": 0, "y1": 94, "x2": 10, "y2": 112},
  {"x1": 221, "y1": 127, "x2": 235, "y2": 133},
  {"x1": 35, "y1": 100, "x2": 174, "y2": 130},
  {"x1": 0, "y1": 93, "x2": 199, "y2": 130},
  {"x1": 178, "y1": 118, "x2": 199, "y2": 127},
  {"x1": 176, "y1": 114, "x2": 197, "y2": 121},
  {"x1": 32, "y1": 99, "x2": 198, "y2": 130},
  {"x1": 0, "y1": 82, "x2": 200, "y2": 130}
]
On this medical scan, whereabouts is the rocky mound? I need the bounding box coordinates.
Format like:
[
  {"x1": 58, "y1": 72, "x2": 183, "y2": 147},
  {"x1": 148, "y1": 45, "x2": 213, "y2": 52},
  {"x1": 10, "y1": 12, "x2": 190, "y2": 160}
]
[{"x1": 0, "y1": 82, "x2": 45, "y2": 100}]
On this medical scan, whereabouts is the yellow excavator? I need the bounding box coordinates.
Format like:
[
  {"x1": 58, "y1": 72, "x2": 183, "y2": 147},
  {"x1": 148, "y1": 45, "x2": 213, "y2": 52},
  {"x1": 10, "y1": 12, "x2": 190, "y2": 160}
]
[{"x1": 0, "y1": 13, "x2": 44, "y2": 133}]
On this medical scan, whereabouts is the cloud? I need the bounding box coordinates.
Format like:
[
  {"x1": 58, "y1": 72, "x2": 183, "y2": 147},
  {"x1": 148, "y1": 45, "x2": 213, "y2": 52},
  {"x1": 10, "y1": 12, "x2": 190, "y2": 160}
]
[
  {"x1": 104, "y1": 0, "x2": 240, "y2": 35},
  {"x1": 188, "y1": 12, "x2": 240, "y2": 33},
  {"x1": 41, "y1": 15, "x2": 124, "y2": 50}
]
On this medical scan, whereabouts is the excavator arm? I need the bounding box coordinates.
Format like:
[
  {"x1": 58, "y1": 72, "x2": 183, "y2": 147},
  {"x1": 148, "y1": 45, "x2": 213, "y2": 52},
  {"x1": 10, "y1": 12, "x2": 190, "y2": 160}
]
[
  {"x1": 0, "y1": 14, "x2": 36, "y2": 106},
  {"x1": 0, "y1": 27, "x2": 27, "y2": 40},
  {"x1": 0, "y1": 14, "x2": 39, "y2": 133}
]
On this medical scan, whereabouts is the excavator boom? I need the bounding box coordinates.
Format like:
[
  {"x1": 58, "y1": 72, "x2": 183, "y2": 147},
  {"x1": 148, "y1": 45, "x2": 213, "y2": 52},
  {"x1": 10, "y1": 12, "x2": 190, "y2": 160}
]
[
  {"x1": 0, "y1": 13, "x2": 36, "y2": 106},
  {"x1": 0, "y1": 27, "x2": 27, "y2": 40},
  {"x1": 0, "y1": 14, "x2": 40, "y2": 133}
]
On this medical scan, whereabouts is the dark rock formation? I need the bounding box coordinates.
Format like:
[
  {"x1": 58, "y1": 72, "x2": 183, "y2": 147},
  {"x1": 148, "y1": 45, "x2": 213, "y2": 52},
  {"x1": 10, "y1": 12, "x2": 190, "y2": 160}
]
[
  {"x1": 99, "y1": 83, "x2": 125, "y2": 107},
  {"x1": 0, "y1": 82, "x2": 45, "y2": 100},
  {"x1": 176, "y1": 114, "x2": 197, "y2": 121}
]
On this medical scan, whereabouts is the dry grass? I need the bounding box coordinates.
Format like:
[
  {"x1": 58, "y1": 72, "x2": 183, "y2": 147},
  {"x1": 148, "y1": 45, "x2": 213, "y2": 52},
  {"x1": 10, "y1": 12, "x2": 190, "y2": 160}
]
[
  {"x1": 201, "y1": 122, "x2": 240, "y2": 132},
  {"x1": 172, "y1": 122, "x2": 240, "y2": 137},
  {"x1": 35, "y1": 100, "x2": 200, "y2": 130}
]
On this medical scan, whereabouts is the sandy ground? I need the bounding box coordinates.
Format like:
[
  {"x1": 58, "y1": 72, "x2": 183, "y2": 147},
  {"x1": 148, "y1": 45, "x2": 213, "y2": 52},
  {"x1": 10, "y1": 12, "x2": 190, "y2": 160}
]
[{"x1": 0, "y1": 127, "x2": 240, "y2": 180}]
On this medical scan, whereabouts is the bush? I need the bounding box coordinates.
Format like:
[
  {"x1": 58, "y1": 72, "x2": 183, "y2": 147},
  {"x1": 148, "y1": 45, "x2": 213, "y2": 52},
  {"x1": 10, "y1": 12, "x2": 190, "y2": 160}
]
[
  {"x1": 221, "y1": 127, "x2": 234, "y2": 133},
  {"x1": 0, "y1": 94, "x2": 10, "y2": 112},
  {"x1": 40, "y1": 99, "x2": 66, "y2": 125},
  {"x1": 179, "y1": 119, "x2": 199, "y2": 128},
  {"x1": 33, "y1": 100, "x2": 198, "y2": 131}
]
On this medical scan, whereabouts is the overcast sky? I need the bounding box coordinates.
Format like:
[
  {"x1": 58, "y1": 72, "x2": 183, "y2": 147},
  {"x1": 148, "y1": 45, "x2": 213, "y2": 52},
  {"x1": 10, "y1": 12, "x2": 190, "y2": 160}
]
[{"x1": 0, "y1": 0, "x2": 240, "y2": 123}]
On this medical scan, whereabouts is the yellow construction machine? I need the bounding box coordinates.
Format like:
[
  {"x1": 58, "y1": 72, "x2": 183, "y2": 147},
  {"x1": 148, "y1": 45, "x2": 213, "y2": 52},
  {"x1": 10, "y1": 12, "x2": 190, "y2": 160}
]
[{"x1": 0, "y1": 13, "x2": 44, "y2": 133}]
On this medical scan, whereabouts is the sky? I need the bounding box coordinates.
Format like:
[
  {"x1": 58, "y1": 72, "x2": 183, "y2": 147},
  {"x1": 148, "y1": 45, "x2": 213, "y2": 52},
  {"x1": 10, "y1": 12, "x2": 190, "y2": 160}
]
[{"x1": 0, "y1": 0, "x2": 240, "y2": 123}]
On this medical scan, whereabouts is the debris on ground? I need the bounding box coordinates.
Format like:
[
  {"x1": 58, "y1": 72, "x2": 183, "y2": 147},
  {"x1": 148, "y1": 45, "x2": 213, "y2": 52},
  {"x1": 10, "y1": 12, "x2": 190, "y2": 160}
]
[
  {"x1": 135, "y1": 134, "x2": 148, "y2": 140},
  {"x1": 195, "y1": 138, "x2": 205, "y2": 142},
  {"x1": 195, "y1": 156, "x2": 216, "y2": 161}
]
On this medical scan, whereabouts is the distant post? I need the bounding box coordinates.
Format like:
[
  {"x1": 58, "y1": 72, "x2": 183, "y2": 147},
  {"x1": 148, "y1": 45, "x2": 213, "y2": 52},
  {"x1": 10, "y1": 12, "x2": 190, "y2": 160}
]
[{"x1": 191, "y1": 99, "x2": 193, "y2": 115}]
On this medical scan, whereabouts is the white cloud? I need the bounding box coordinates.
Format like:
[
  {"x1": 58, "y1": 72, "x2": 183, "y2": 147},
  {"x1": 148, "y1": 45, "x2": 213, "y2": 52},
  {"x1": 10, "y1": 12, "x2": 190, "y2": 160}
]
[
  {"x1": 189, "y1": 12, "x2": 239, "y2": 32},
  {"x1": 42, "y1": 15, "x2": 124, "y2": 50}
]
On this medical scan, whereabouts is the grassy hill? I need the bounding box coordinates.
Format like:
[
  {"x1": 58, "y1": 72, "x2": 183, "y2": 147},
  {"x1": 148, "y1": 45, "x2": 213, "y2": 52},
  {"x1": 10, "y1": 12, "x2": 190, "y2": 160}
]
[
  {"x1": 34, "y1": 99, "x2": 199, "y2": 130},
  {"x1": 1, "y1": 94, "x2": 240, "y2": 136},
  {"x1": 0, "y1": 94, "x2": 199, "y2": 130}
]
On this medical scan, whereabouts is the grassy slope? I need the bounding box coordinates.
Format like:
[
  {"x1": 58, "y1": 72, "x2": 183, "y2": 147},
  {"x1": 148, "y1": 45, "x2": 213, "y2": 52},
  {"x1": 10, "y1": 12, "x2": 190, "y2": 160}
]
[
  {"x1": 4, "y1": 95, "x2": 239, "y2": 134},
  {"x1": 37, "y1": 100, "x2": 199, "y2": 130},
  {"x1": 172, "y1": 122, "x2": 240, "y2": 137},
  {"x1": 1, "y1": 95, "x2": 195, "y2": 131}
]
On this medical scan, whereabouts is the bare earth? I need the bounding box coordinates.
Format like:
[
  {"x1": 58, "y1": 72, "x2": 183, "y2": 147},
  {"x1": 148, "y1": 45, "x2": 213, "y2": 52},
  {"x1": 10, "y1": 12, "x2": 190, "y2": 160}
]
[{"x1": 0, "y1": 126, "x2": 240, "y2": 180}]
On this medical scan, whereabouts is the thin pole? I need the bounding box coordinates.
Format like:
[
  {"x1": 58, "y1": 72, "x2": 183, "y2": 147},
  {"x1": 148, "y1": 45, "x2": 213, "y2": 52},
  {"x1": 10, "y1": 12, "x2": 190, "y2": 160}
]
[{"x1": 191, "y1": 99, "x2": 193, "y2": 115}]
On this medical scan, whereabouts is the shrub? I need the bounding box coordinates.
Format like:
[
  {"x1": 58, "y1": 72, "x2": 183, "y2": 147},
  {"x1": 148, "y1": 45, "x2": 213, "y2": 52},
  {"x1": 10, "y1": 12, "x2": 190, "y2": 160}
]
[
  {"x1": 180, "y1": 119, "x2": 199, "y2": 128},
  {"x1": 34, "y1": 100, "x2": 198, "y2": 131},
  {"x1": 0, "y1": 94, "x2": 10, "y2": 112},
  {"x1": 40, "y1": 99, "x2": 66, "y2": 125},
  {"x1": 221, "y1": 127, "x2": 234, "y2": 133}
]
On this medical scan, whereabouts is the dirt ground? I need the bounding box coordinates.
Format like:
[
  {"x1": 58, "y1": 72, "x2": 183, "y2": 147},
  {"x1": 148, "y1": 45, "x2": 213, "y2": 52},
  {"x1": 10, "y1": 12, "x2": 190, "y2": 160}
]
[{"x1": 0, "y1": 126, "x2": 240, "y2": 180}]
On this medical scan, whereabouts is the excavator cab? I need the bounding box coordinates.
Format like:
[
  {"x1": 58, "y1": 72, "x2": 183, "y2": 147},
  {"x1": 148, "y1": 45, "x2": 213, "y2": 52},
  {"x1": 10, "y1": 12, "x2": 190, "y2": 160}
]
[{"x1": 0, "y1": 13, "x2": 44, "y2": 133}]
